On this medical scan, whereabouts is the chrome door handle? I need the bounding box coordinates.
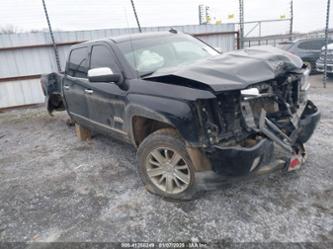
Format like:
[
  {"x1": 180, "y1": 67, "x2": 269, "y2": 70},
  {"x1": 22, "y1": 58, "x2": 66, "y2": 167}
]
[
  {"x1": 64, "y1": 85, "x2": 70, "y2": 90},
  {"x1": 84, "y1": 89, "x2": 94, "y2": 94}
]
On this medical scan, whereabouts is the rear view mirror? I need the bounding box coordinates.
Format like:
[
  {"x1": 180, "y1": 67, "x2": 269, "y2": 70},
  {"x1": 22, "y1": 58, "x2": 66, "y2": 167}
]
[{"x1": 88, "y1": 67, "x2": 121, "y2": 84}]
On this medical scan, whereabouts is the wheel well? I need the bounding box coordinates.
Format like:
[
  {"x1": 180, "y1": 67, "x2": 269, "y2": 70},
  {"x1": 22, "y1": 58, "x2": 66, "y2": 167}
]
[
  {"x1": 47, "y1": 93, "x2": 65, "y2": 114},
  {"x1": 132, "y1": 116, "x2": 174, "y2": 147}
]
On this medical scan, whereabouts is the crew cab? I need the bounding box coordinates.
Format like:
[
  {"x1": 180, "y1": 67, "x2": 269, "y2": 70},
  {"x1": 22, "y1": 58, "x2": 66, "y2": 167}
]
[{"x1": 41, "y1": 31, "x2": 320, "y2": 200}]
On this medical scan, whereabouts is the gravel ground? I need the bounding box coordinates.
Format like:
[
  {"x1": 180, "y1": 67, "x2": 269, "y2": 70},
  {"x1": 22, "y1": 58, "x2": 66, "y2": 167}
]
[{"x1": 0, "y1": 75, "x2": 332, "y2": 243}]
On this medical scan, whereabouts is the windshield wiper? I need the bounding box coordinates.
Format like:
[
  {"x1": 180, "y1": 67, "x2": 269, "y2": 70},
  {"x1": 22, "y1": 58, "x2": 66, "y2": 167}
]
[{"x1": 140, "y1": 70, "x2": 156, "y2": 78}]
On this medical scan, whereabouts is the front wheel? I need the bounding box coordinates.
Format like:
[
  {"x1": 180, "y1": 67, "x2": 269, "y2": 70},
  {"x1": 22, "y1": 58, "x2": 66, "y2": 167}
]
[{"x1": 137, "y1": 129, "x2": 196, "y2": 200}]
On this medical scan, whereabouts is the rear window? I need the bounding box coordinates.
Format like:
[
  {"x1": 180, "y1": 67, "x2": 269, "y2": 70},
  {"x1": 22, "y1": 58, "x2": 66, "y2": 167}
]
[{"x1": 67, "y1": 47, "x2": 88, "y2": 78}]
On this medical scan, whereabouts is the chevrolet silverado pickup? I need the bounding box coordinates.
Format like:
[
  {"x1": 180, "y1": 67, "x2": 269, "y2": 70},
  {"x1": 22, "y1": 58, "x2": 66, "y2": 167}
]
[{"x1": 41, "y1": 31, "x2": 320, "y2": 200}]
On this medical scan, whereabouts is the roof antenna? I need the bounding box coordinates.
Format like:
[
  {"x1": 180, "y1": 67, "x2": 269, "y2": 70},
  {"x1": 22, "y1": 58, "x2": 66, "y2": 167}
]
[{"x1": 169, "y1": 28, "x2": 177, "y2": 34}]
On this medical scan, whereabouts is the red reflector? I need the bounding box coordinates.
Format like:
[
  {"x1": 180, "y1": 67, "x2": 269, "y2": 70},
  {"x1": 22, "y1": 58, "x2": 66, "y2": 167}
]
[{"x1": 290, "y1": 158, "x2": 300, "y2": 169}]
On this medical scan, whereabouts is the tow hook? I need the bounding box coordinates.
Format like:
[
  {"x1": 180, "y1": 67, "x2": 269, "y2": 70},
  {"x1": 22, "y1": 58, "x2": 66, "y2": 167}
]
[
  {"x1": 288, "y1": 144, "x2": 307, "y2": 172},
  {"x1": 288, "y1": 154, "x2": 302, "y2": 171}
]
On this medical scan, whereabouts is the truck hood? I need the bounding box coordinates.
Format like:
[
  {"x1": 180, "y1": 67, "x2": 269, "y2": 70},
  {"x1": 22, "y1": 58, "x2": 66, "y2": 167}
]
[{"x1": 144, "y1": 46, "x2": 303, "y2": 92}]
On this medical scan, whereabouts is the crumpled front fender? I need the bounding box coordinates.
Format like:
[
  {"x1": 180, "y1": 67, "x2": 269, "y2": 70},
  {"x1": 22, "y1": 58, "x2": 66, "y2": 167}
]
[{"x1": 125, "y1": 94, "x2": 204, "y2": 146}]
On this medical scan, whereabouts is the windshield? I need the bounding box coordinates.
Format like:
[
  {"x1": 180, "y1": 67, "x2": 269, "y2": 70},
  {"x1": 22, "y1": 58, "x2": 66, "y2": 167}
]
[{"x1": 117, "y1": 34, "x2": 219, "y2": 76}]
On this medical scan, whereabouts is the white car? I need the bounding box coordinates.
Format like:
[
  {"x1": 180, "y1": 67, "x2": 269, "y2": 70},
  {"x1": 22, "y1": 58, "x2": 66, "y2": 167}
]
[{"x1": 316, "y1": 43, "x2": 333, "y2": 76}]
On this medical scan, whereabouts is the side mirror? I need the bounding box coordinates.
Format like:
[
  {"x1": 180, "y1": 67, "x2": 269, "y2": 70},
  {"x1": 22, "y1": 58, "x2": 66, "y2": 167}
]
[{"x1": 88, "y1": 67, "x2": 122, "y2": 84}]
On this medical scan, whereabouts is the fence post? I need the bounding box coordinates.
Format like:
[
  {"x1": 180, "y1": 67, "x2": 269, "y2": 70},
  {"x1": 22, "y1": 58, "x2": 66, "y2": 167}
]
[
  {"x1": 323, "y1": 0, "x2": 331, "y2": 88},
  {"x1": 289, "y1": 0, "x2": 294, "y2": 41},
  {"x1": 236, "y1": 31, "x2": 240, "y2": 49},
  {"x1": 239, "y1": 0, "x2": 244, "y2": 49}
]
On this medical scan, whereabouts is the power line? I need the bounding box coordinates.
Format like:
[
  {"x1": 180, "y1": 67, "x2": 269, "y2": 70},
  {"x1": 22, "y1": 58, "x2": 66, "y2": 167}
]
[
  {"x1": 41, "y1": 0, "x2": 61, "y2": 72},
  {"x1": 130, "y1": 0, "x2": 142, "y2": 32}
]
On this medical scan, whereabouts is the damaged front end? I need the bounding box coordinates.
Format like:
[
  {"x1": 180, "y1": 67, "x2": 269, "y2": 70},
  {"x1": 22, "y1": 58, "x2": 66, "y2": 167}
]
[{"x1": 197, "y1": 68, "x2": 320, "y2": 177}]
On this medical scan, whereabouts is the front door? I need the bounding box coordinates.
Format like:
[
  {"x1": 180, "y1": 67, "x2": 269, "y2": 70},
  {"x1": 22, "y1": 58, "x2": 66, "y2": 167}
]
[
  {"x1": 63, "y1": 45, "x2": 91, "y2": 127},
  {"x1": 85, "y1": 42, "x2": 128, "y2": 140}
]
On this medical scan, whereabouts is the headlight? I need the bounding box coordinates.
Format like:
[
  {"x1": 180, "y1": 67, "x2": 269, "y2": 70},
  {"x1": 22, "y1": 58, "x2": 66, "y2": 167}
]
[
  {"x1": 300, "y1": 69, "x2": 310, "y2": 91},
  {"x1": 241, "y1": 88, "x2": 260, "y2": 96}
]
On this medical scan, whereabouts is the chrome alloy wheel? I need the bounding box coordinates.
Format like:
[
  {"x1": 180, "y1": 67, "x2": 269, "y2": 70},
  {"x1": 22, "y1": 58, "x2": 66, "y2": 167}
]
[{"x1": 145, "y1": 147, "x2": 191, "y2": 194}]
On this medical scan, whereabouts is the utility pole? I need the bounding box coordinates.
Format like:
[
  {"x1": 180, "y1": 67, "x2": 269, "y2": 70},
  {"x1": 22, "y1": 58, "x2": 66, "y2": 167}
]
[
  {"x1": 205, "y1": 6, "x2": 211, "y2": 24},
  {"x1": 199, "y1": 5, "x2": 205, "y2": 24},
  {"x1": 130, "y1": 0, "x2": 142, "y2": 32},
  {"x1": 199, "y1": 5, "x2": 211, "y2": 25},
  {"x1": 323, "y1": 0, "x2": 331, "y2": 88},
  {"x1": 239, "y1": 0, "x2": 244, "y2": 49},
  {"x1": 42, "y1": 0, "x2": 61, "y2": 72},
  {"x1": 289, "y1": 0, "x2": 294, "y2": 41}
]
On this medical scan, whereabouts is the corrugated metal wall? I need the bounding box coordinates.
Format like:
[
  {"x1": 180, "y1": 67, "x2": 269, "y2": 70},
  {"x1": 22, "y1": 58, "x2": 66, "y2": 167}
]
[{"x1": 0, "y1": 24, "x2": 235, "y2": 109}]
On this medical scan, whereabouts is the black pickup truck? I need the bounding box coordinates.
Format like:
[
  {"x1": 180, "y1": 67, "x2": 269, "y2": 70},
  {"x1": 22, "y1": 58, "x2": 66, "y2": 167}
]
[{"x1": 41, "y1": 31, "x2": 320, "y2": 200}]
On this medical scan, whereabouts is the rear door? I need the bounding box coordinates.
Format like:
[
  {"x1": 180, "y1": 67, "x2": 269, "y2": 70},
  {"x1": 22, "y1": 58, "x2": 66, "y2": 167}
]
[
  {"x1": 63, "y1": 46, "x2": 91, "y2": 126},
  {"x1": 85, "y1": 42, "x2": 128, "y2": 140}
]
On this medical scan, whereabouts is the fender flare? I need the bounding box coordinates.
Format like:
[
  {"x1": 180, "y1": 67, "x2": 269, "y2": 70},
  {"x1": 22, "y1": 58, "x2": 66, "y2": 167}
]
[{"x1": 125, "y1": 95, "x2": 202, "y2": 146}]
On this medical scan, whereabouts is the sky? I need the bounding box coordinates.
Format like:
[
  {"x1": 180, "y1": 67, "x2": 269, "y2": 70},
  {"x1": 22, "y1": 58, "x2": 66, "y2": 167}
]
[{"x1": 0, "y1": 0, "x2": 331, "y2": 36}]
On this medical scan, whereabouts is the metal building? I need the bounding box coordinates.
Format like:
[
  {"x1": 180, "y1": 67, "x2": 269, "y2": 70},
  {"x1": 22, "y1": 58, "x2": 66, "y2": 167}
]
[{"x1": 0, "y1": 24, "x2": 236, "y2": 109}]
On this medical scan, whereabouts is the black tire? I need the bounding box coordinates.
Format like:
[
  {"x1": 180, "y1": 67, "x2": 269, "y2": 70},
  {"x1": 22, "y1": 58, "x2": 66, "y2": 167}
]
[{"x1": 137, "y1": 128, "x2": 197, "y2": 200}]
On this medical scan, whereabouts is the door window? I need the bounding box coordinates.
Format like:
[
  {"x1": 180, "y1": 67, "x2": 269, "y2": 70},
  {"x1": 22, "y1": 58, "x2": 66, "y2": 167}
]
[
  {"x1": 90, "y1": 45, "x2": 120, "y2": 73},
  {"x1": 67, "y1": 47, "x2": 88, "y2": 78}
]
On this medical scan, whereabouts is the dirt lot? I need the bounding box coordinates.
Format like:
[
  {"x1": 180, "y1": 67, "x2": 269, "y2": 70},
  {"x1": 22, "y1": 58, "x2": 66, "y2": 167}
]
[{"x1": 0, "y1": 75, "x2": 332, "y2": 243}]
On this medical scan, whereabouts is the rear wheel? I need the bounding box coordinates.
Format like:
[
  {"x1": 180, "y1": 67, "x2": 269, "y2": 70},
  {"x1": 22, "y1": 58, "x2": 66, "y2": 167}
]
[{"x1": 137, "y1": 129, "x2": 196, "y2": 200}]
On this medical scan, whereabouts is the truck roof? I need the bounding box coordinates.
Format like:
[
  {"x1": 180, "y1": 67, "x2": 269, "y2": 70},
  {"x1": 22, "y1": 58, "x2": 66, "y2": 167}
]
[
  {"x1": 71, "y1": 31, "x2": 182, "y2": 49},
  {"x1": 110, "y1": 31, "x2": 179, "y2": 43}
]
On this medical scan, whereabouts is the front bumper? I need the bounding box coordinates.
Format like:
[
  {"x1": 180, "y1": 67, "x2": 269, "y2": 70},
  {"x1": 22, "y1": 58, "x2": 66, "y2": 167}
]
[
  {"x1": 297, "y1": 100, "x2": 320, "y2": 143},
  {"x1": 205, "y1": 100, "x2": 320, "y2": 177},
  {"x1": 316, "y1": 62, "x2": 333, "y2": 73},
  {"x1": 207, "y1": 138, "x2": 274, "y2": 176}
]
